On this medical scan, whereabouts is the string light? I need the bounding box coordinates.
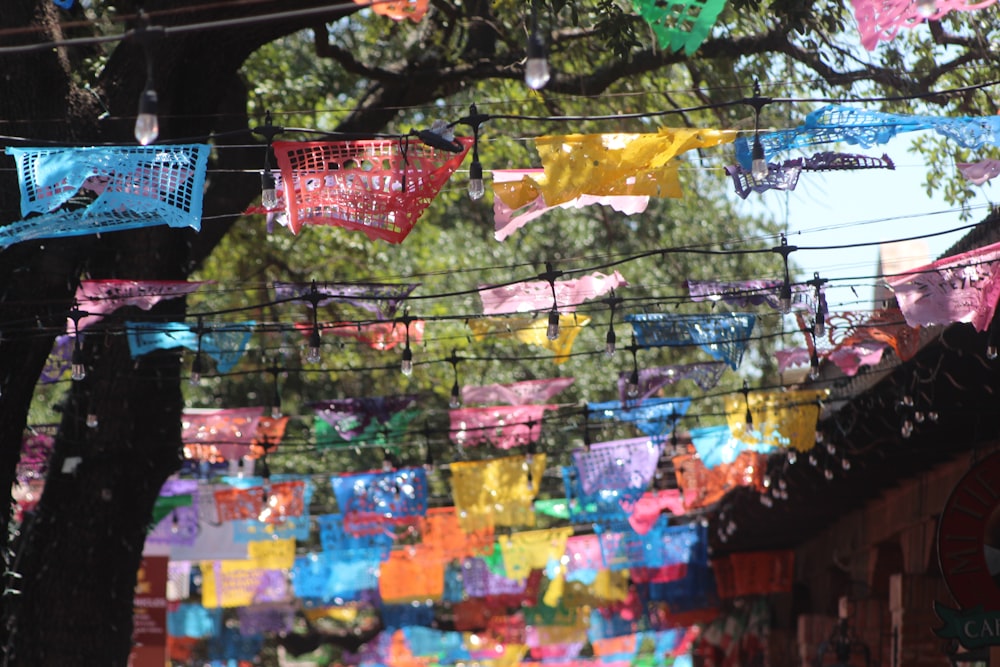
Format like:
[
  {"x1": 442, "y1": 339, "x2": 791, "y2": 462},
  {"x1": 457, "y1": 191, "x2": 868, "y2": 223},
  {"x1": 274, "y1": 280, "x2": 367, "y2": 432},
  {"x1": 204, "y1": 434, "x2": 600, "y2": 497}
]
[
  {"x1": 267, "y1": 361, "x2": 282, "y2": 419},
  {"x1": 746, "y1": 80, "x2": 772, "y2": 183},
  {"x1": 302, "y1": 281, "x2": 324, "y2": 365},
  {"x1": 772, "y1": 234, "x2": 797, "y2": 314},
  {"x1": 915, "y1": 0, "x2": 937, "y2": 17},
  {"x1": 626, "y1": 337, "x2": 640, "y2": 399},
  {"x1": 67, "y1": 304, "x2": 87, "y2": 382},
  {"x1": 399, "y1": 313, "x2": 414, "y2": 376},
  {"x1": 546, "y1": 307, "x2": 560, "y2": 341},
  {"x1": 987, "y1": 309, "x2": 1000, "y2": 359},
  {"x1": 190, "y1": 317, "x2": 204, "y2": 385},
  {"x1": 741, "y1": 380, "x2": 753, "y2": 431},
  {"x1": 466, "y1": 104, "x2": 485, "y2": 201},
  {"x1": 808, "y1": 346, "x2": 820, "y2": 380},
  {"x1": 540, "y1": 261, "x2": 563, "y2": 340},
  {"x1": 604, "y1": 290, "x2": 621, "y2": 359},
  {"x1": 524, "y1": 1, "x2": 550, "y2": 90},
  {"x1": 133, "y1": 12, "x2": 162, "y2": 146},
  {"x1": 807, "y1": 272, "x2": 828, "y2": 337},
  {"x1": 668, "y1": 410, "x2": 681, "y2": 455},
  {"x1": 447, "y1": 349, "x2": 462, "y2": 409},
  {"x1": 253, "y1": 111, "x2": 283, "y2": 210}
]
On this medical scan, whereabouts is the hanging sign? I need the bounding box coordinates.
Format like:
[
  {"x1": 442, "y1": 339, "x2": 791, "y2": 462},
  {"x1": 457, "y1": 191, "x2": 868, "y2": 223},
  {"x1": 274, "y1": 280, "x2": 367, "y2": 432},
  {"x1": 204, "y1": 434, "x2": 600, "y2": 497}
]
[{"x1": 934, "y1": 450, "x2": 1000, "y2": 648}]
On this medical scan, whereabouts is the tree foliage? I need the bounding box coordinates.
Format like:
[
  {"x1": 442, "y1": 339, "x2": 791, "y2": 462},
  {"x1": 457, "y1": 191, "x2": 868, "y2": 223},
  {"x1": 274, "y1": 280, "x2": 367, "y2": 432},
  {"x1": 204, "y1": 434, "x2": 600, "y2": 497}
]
[{"x1": 1, "y1": 0, "x2": 998, "y2": 663}]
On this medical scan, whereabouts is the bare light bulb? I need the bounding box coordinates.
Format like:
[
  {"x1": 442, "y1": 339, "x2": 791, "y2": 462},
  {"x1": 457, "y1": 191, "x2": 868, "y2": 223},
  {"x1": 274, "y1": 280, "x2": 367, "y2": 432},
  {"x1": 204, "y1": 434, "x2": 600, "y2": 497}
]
[
  {"x1": 626, "y1": 368, "x2": 640, "y2": 399},
  {"x1": 778, "y1": 281, "x2": 793, "y2": 314},
  {"x1": 468, "y1": 160, "x2": 485, "y2": 200},
  {"x1": 450, "y1": 381, "x2": 461, "y2": 409},
  {"x1": 401, "y1": 345, "x2": 413, "y2": 376},
  {"x1": 71, "y1": 345, "x2": 86, "y2": 382},
  {"x1": 546, "y1": 308, "x2": 560, "y2": 341},
  {"x1": 750, "y1": 135, "x2": 768, "y2": 182},
  {"x1": 306, "y1": 327, "x2": 322, "y2": 364},
  {"x1": 134, "y1": 87, "x2": 159, "y2": 146},
  {"x1": 86, "y1": 413, "x2": 99, "y2": 429},
  {"x1": 814, "y1": 315, "x2": 826, "y2": 338},
  {"x1": 525, "y1": 33, "x2": 550, "y2": 90},
  {"x1": 915, "y1": 0, "x2": 937, "y2": 17},
  {"x1": 261, "y1": 171, "x2": 279, "y2": 209},
  {"x1": 605, "y1": 327, "x2": 616, "y2": 358},
  {"x1": 190, "y1": 353, "x2": 203, "y2": 385}
]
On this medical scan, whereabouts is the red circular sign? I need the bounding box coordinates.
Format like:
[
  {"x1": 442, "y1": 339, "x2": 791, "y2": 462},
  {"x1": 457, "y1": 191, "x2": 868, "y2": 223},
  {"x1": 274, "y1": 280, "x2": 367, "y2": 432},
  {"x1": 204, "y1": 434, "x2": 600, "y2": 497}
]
[{"x1": 937, "y1": 450, "x2": 1000, "y2": 610}]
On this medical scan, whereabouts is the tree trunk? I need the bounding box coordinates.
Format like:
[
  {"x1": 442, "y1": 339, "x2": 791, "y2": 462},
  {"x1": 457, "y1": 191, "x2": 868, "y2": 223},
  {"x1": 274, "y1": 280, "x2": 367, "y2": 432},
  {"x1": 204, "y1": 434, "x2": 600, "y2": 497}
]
[{"x1": 0, "y1": 3, "x2": 363, "y2": 662}]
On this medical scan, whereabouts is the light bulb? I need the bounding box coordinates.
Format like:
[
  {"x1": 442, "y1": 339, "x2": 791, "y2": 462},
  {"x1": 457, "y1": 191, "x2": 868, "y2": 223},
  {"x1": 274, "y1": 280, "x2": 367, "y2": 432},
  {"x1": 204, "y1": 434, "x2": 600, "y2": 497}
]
[
  {"x1": 841, "y1": 458, "x2": 851, "y2": 471},
  {"x1": 261, "y1": 171, "x2": 279, "y2": 209},
  {"x1": 134, "y1": 87, "x2": 159, "y2": 146},
  {"x1": 306, "y1": 327, "x2": 322, "y2": 364},
  {"x1": 546, "y1": 308, "x2": 560, "y2": 341},
  {"x1": 778, "y1": 281, "x2": 793, "y2": 314},
  {"x1": 271, "y1": 397, "x2": 281, "y2": 419},
  {"x1": 525, "y1": 33, "x2": 550, "y2": 90},
  {"x1": 190, "y1": 353, "x2": 203, "y2": 385},
  {"x1": 86, "y1": 413, "x2": 99, "y2": 429},
  {"x1": 71, "y1": 346, "x2": 86, "y2": 382},
  {"x1": 626, "y1": 369, "x2": 639, "y2": 398},
  {"x1": 750, "y1": 135, "x2": 768, "y2": 182},
  {"x1": 901, "y1": 419, "x2": 914, "y2": 438},
  {"x1": 824, "y1": 468, "x2": 834, "y2": 481},
  {"x1": 401, "y1": 346, "x2": 413, "y2": 376},
  {"x1": 468, "y1": 160, "x2": 485, "y2": 200},
  {"x1": 915, "y1": 0, "x2": 937, "y2": 17},
  {"x1": 807, "y1": 452, "x2": 818, "y2": 466},
  {"x1": 988, "y1": 344, "x2": 998, "y2": 360},
  {"x1": 787, "y1": 450, "x2": 797, "y2": 464},
  {"x1": 605, "y1": 327, "x2": 616, "y2": 358},
  {"x1": 305, "y1": 345, "x2": 321, "y2": 365},
  {"x1": 450, "y1": 381, "x2": 462, "y2": 409},
  {"x1": 814, "y1": 316, "x2": 826, "y2": 338}
]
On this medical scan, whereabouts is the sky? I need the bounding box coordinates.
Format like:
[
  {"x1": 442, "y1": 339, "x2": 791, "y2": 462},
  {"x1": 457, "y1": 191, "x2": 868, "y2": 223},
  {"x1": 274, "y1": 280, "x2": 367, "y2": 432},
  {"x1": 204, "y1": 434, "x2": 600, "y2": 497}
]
[{"x1": 731, "y1": 133, "x2": 997, "y2": 312}]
